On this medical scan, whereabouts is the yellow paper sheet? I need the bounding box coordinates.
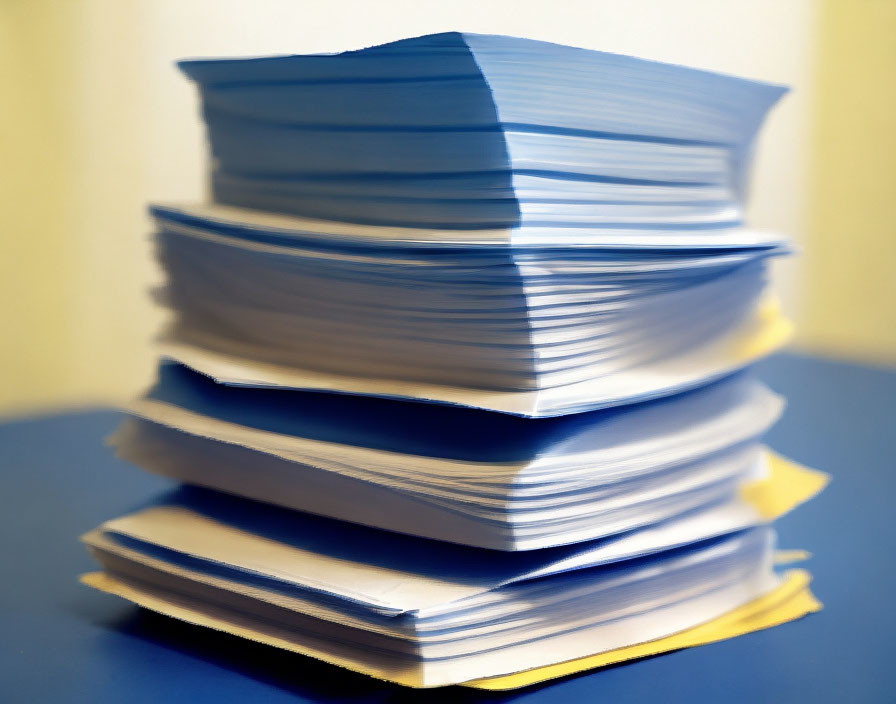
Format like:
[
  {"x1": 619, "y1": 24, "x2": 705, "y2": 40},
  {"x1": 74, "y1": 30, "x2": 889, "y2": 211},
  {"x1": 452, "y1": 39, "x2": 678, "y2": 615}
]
[
  {"x1": 730, "y1": 298, "x2": 793, "y2": 363},
  {"x1": 743, "y1": 451, "x2": 829, "y2": 520},
  {"x1": 740, "y1": 450, "x2": 831, "y2": 521}
]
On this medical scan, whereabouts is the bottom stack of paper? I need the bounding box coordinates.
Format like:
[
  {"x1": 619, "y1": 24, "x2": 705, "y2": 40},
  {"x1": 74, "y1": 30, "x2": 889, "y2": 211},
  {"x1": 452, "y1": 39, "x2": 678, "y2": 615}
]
[{"x1": 81, "y1": 452, "x2": 825, "y2": 688}]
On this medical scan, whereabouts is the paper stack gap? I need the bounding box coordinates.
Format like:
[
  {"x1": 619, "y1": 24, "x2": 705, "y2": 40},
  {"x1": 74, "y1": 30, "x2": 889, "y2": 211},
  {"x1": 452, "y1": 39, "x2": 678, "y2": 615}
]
[{"x1": 81, "y1": 32, "x2": 826, "y2": 689}]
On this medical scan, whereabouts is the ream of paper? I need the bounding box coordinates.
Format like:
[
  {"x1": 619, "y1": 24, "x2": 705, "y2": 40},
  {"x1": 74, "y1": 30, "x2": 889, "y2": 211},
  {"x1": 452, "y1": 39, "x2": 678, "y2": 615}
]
[
  {"x1": 78, "y1": 568, "x2": 819, "y2": 690},
  {"x1": 111, "y1": 368, "x2": 786, "y2": 550},
  {"x1": 78, "y1": 453, "x2": 825, "y2": 688},
  {"x1": 84, "y1": 451, "x2": 826, "y2": 615},
  {"x1": 175, "y1": 33, "x2": 786, "y2": 231},
  {"x1": 159, "y1": 300, "x2": 792, "y2": 417}
]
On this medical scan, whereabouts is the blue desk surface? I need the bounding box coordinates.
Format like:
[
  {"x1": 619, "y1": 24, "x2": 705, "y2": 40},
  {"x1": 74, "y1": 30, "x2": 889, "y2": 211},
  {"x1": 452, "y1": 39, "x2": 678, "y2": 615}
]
[{"x1": 2, "y1": 353, "x2": 894, "y2": 703}]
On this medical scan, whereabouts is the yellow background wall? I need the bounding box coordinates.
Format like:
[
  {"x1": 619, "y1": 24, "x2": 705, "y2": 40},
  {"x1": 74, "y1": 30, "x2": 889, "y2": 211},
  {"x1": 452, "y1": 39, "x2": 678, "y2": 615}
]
[
  {"x1": 1, "y1": 1, "x2": 161, "y2": 416},
  {"x1": 1, "y1": 2, "x2": 82, "y2": 413},
  {"x1": 0, "y1": 0, "x2": 892, "y2": 416},
  {"x1": 801, "y1": 0, "x2": 896, "y2": 363}
]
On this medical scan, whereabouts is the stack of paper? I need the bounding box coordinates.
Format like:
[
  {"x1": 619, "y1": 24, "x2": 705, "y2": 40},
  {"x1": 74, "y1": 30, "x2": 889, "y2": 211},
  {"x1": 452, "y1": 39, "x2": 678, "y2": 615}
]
[
  {"x1": 82, "y1": 32, "x2": 826, "y2": 689},
  {"x1": 114, "y1": 364, "x2": 787, "y2": 550},
  {"x1": 152, "y1": 202, "x2": 787, "y2": 412},
  {"x1": 181, "y1": 32, "x2": 784, "y2": 230}
]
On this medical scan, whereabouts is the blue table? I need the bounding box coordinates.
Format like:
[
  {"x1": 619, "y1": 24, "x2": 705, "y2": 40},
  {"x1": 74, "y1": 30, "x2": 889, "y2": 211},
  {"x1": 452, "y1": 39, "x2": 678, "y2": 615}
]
[{"x1": 2, "y1": 353, "x2": 894, "y2": 703}]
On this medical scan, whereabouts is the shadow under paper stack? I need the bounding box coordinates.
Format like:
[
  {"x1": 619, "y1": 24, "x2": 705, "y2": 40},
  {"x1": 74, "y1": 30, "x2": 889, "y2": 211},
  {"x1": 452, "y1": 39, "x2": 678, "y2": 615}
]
[{"x1": 80, "y1": 33, "x2": 827, "y2": 689}]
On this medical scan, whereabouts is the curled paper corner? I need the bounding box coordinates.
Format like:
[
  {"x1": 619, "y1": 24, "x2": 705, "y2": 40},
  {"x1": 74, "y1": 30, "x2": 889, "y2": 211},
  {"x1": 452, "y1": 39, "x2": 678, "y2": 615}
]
[
  {"x1": 775, "y1": 549, "x2": 813, "y2": 565},
  {"x1": 464, "y1": 569, "x2": 822, "y2": 690},
  {"x1": 744, "y1": 451, "x2": 830, "y2": 520}
]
